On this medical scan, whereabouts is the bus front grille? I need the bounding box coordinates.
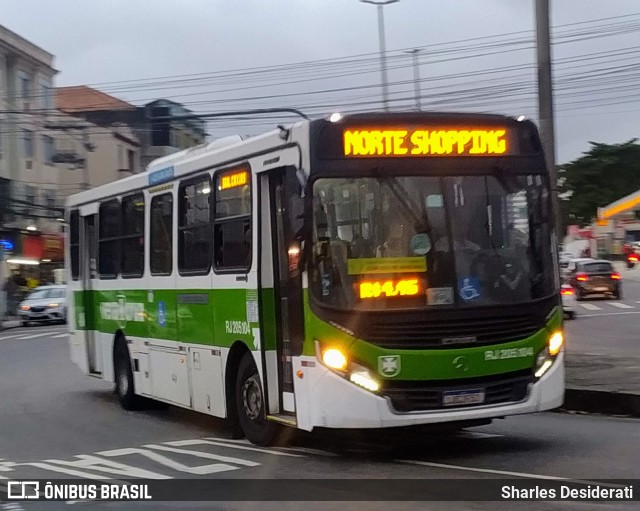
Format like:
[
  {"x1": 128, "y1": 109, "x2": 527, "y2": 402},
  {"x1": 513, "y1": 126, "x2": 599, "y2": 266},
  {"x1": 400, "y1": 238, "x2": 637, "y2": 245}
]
[
  {"x1": 356, "y1": 314, "x2": 543, "y2": 349},
  {"x1": 381, "y1": 370, "x2": 533, "y2": 413}
]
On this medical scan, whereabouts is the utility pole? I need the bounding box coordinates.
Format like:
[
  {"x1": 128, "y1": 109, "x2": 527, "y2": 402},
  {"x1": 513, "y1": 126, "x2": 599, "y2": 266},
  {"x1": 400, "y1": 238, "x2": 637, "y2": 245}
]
[
  {"x1": 406, "y1": 48, "x2": 422, "y2": 110},
  {"x1": 360, "y1": 0, "x2": 399, "y2": 111},
  {"x1": 535, "y1": 0, "x2": 561, "y2": 238}
]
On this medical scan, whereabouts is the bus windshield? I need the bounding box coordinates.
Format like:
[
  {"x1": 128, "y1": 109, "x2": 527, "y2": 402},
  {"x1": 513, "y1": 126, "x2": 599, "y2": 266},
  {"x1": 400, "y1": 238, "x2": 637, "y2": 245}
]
[{"x1": 310, "y1": 173, "x2": 557, "y2": 310}]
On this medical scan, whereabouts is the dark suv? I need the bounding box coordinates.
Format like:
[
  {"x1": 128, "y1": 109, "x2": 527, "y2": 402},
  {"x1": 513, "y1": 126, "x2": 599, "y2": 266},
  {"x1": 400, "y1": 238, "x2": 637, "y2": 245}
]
[{"x1": 568, "y1": 260, "x2": 622, "y2": 300}]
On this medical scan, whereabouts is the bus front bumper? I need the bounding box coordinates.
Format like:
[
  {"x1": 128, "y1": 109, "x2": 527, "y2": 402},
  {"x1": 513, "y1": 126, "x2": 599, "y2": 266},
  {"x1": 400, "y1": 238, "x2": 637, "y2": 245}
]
[{"x1": 292, "y1": 351, "x2": 564, "y2": 431}]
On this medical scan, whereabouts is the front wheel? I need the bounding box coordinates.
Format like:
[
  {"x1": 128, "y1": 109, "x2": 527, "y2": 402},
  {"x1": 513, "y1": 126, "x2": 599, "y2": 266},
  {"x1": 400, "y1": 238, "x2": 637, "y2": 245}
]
[
  {"x1": 114, "y1": 340, "x2": 143, "y2": 410},
  {"x1": 235, "y1": 353, "x2": 281, "y2": 446}
]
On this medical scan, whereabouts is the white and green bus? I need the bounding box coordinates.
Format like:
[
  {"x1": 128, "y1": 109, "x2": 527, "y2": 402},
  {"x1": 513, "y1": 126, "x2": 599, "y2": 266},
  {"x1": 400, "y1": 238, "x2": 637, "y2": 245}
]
[{"x1": 67, "y1": 112, "x2": 564, "y2": 445}]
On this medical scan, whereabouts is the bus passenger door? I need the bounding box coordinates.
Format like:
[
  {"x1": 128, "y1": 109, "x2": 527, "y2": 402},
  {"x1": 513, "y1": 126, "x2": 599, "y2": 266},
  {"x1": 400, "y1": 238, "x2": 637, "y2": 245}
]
[
  {"x1": 259, "y1": 168, "x2": 305, "y2": 419},
  {"x1": 80, "y1": 213, "x2": 100, "y2": 375}
]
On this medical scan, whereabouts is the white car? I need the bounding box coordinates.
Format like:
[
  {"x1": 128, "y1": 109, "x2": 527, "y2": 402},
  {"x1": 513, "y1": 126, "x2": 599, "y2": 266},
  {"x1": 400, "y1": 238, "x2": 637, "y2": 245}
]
[
  {"x1": 18, "y1": 285, "x2": 68, "y2": 326},
  {"x1": 561, "y1": 284, "x2": 576, "y2": 320}
]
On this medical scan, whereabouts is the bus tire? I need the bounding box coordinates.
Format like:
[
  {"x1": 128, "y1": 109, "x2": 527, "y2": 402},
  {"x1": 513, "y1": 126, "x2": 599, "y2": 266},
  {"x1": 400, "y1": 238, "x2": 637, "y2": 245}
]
[
  {"x1": 235, "y1": 352, "x2": 280, "y2": 446},
  {"x1": 114, "y1": 338, "x2": 143, "y2": 411}
]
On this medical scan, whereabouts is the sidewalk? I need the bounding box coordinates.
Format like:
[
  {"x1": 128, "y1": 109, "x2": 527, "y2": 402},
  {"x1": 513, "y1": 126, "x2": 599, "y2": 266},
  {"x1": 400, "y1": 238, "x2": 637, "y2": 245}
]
[
  {"x1": 0, "y1": 317, "x2": 21, "y2": 330},
  {"x1": 563, "y1": 353, "x2": 640, "y2": 416}
]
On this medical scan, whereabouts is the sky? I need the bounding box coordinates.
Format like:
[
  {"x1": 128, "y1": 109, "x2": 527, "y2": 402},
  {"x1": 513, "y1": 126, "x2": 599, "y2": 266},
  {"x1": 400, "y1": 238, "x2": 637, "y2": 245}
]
[{"x1": 2, "y1": 0, "x2": 640, "y2": 164}]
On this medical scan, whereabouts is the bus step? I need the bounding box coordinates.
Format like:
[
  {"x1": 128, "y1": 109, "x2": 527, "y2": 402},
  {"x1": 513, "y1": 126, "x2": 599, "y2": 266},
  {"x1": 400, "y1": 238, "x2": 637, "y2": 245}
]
[{"x1": 267, "y1": 414, "x2": 297, "y2": 426}]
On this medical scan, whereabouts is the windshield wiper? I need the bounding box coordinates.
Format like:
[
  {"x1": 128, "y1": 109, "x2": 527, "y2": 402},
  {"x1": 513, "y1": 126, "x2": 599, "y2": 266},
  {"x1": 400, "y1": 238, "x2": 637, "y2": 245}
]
[{"x1": 377, "y1": 173, "x2": 432, "y2": 234}]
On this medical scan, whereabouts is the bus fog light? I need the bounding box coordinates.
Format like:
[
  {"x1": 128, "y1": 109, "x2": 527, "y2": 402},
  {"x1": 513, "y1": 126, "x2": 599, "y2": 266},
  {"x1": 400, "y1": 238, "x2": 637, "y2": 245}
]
[
  {"x1": 535, "y1": 359, "x2": 553, "y2": 378},
  {"x1": 349, "y1": 365, "x2": 380, "y2": 393},
  {"x1": 535, "y1": 347, "x2": 553, "y2": 377},
  {"x1": 548, "y1": 331, "x2": 564, "y2": 356},
  {"x1": 321, "y1": 348, "x2": 348, "y2": 371}
]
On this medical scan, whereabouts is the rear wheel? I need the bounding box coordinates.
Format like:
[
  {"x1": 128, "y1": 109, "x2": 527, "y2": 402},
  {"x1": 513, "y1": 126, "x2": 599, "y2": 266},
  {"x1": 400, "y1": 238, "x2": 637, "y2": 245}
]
[
  {"x1": 613, "y1": 287, "x2": 623, "y2": 300},
  {"x1": 114, "y1": 339, "x2": 143, "y2": 410},
  {"x1": 575, "y1": 290, "x2": 584, "y2": 301},
  {"x1": 235, "y1": 352, "x2": 281, "y2": 446}
]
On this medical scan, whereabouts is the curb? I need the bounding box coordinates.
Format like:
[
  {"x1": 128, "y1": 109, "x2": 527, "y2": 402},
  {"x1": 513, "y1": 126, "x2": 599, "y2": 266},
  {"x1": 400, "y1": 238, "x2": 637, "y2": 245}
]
[
  {"x1": 0, "y1": 320, "x2": 22, "y2": 332},
  {"x1": 561, "y1": 388, "x2": 640, "y2": 417}
]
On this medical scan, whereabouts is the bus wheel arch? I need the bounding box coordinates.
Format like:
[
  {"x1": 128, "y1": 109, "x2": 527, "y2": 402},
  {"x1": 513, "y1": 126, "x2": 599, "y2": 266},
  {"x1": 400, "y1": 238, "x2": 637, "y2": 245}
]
[
  {"x1": 225, "y1": 342, "x2": 281, "y2": 445},
  {"x1": 224, "y1": 341, "x2": 251, "y2": 438},
  {"x1": 113, "y1": 331, "x2": 143, "y2": 410}
]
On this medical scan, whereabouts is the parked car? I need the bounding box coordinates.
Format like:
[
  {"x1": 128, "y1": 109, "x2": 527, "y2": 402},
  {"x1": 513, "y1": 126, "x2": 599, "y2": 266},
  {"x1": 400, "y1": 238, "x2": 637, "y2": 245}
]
[
  {"x1": 561, "y1": 284, "x2": 576, "y2": 319},
  {"x1": 17, "y1": 285, "x2": 68, "y2": 326},
  {"x1": 567, "y1": 260, "x2": 622, "y2": 300}
]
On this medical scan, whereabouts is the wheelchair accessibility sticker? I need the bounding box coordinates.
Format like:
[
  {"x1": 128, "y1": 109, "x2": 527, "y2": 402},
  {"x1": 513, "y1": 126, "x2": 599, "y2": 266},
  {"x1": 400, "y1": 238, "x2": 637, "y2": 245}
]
[{"x1": 458, "y1": 277, "x2": 480, "y2": 301}]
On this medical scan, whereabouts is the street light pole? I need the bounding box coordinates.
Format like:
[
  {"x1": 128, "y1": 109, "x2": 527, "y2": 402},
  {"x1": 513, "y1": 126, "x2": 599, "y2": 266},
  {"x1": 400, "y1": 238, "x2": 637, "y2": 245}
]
[
  {"x1": 535, "y1": 0, "x2": 561, "y2": 239},
  {"x1": 406, "y1": 48, "x2": 422, "y2": 110},
  {"x1": 360, "y1": 0, "x2": 399, "y2": 112}
]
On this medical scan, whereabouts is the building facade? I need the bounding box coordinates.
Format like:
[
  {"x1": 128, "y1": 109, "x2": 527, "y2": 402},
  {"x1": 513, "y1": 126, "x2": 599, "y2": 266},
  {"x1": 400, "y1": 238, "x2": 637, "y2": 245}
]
[
  {"x1": 0, "y1": 25, "x2": 143, "y2": 293},
  {"x1": 0, "y1": 24, "x2": 65, "y2": 277},
  {"x1": 56, "y1": 88, "x2": 207, "y2": 169}
]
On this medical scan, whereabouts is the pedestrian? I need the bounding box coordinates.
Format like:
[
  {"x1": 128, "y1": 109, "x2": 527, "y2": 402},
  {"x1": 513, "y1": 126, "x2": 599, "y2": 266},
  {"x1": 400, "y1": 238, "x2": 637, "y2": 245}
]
[{"x1": 3, "y1": 277, "x2": 18, "y2": 316}]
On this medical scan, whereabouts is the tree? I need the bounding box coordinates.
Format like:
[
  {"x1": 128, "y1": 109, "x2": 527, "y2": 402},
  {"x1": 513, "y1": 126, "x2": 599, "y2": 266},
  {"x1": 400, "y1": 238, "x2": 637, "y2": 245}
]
[{"x1": 558, "y1": 139, "x2": 640, "y2": 227}]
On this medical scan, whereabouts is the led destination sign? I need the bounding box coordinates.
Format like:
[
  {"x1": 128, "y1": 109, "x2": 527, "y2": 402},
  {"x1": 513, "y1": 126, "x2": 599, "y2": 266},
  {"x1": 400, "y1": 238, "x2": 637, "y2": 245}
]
[
  {"x1": 219, "y1": 169, "x2": 249, "y2": 190},
  {"x1": 343, "y1": 128, "x2": 508, "y2": 157},
  {"x1": 358, "y1": 278, "x2": 420, "y2": 299}
]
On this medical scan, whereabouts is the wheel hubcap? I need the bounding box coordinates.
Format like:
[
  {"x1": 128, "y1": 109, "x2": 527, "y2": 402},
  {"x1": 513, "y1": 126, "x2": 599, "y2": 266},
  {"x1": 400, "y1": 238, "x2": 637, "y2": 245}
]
[
  {"x1": 117, "y1": 362, "x2": 128, "y2": 396},
  {"x1": 242, "y1": 374, "x2": 262, "y2": 421}
]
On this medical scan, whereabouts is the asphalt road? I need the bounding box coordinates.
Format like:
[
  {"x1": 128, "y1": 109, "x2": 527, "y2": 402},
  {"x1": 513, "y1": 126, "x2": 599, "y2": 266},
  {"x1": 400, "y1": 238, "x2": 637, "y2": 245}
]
[
  {"x1": 1, "y1": 325, "x2": 639, "y2": 511},
  {"x1": 564, "y1": 272, "x2": 640, "y2": 356}
]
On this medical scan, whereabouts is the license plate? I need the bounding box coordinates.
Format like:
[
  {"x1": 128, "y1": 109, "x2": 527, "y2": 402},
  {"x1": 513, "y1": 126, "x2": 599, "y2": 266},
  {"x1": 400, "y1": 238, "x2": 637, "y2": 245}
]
[
  {"x1": 595, "y1": 287, "x2": 608, "y2": 291},
  {"x1": 442, "y1": 389, "x2": 485, "y2": 406}
]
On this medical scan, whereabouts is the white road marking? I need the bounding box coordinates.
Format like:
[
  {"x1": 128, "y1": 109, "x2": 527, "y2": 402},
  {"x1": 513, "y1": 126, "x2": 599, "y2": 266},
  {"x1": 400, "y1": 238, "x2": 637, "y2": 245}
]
[
  {"x1": 98, "y1": 446, "x2": 239, "y2": 476},
  {"x1": 15, "y1": 461, "x2": 111, "y2": 479},
  {"x1": 608, "y1": 302, "x2": 633, "y2": 309},
  {"x1": 145, "y1": 443, "x2": 260, "y2": 467},
  {"x1": 578, "y1": 303, "x2": 601, "y2": 311},
  {"x1": 52, "y1": 333, "x2": 68, "y2": 338},
  {"x1": 17, "y1": 332, "x2": 54, "y2": 339},
  {"x1": 0, "y1": 333, "x2": 29, "y2": 341},
  {"x1": 44, "y1": 454, "x2": 170, "y2": 479},
  {"x1": 399, "y1": 460, "x2": 626, "y2": 488},
  {"x1": 578, "y1": 311, "x2": 640, "y2": 318},
  {"x1": 174, "y1": 437, "x2": 304, "y2": 458},
  {"x1": 202, "y1": 437, "x2": 306, "y2": 457}
]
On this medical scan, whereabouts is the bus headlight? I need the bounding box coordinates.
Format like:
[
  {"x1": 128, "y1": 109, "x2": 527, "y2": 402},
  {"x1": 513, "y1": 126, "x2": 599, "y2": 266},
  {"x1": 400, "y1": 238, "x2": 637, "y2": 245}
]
[
  {"x1": 548, "y1": 331, "x2": 564, "y2": 356},
  {"x1": 535, "y1": 331, "x2": 564, "y2": 378},
  {"x1": 349, "y1": 364, "x2": 380, "y2": 393},
  {"x1": 321, "y1": 347, "x2": 348, "y2": 372}
]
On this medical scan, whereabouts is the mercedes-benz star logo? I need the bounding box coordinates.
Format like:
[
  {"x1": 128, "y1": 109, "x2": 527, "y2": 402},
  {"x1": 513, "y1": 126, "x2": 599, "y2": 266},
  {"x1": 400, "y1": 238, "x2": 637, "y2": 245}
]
[{"x1": 452, "y1": 356, "x2": 469, "y2": 372}]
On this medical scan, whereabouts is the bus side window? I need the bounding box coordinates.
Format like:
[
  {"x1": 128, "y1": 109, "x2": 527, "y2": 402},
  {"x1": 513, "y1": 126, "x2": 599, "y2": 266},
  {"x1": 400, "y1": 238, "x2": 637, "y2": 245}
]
[
  {"x1": 178, "y1": 177, "x2": 212, "y2": 275},
  {"x1": 98, "y1": 199, "x2": 121, "y2": 278},
  {"x1": 150, "y1": 193, "x2": 173, "y2": 275},
  {"x1": 213, "y1": 168, "x2": 251, "y2": 272},
  {"x1": 121, "y1": 193, "x2": 145, "y2": 278}
]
